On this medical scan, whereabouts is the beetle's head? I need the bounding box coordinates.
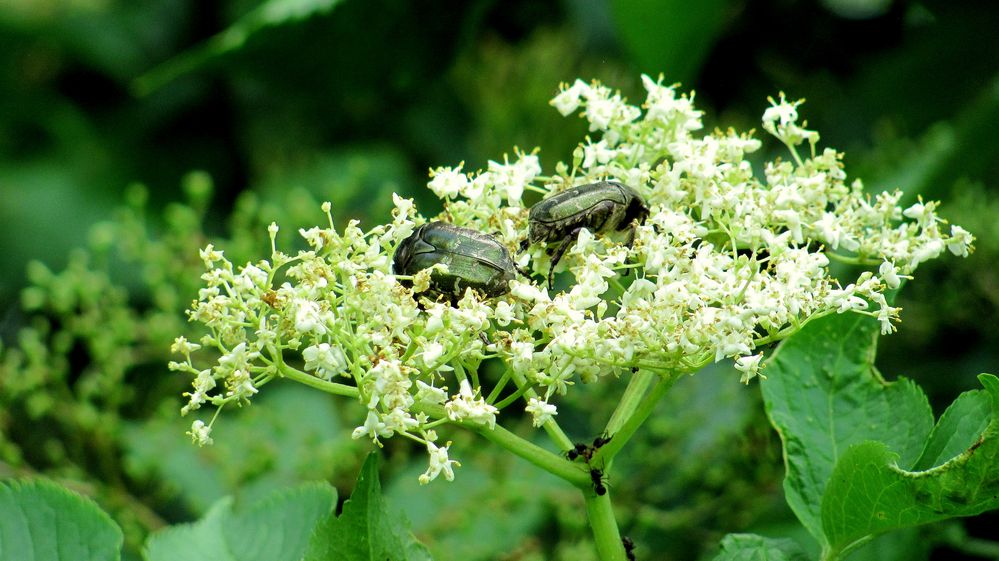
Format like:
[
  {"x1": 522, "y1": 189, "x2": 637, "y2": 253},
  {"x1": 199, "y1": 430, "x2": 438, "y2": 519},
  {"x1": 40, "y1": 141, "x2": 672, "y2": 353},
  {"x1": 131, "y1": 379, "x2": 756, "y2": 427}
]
[
  {"x1": 624, "y1": 193, "x2": 650, "y2": 227},
  {"x1": 392, "y1": 224, "x2": 435, "y2": 274}
]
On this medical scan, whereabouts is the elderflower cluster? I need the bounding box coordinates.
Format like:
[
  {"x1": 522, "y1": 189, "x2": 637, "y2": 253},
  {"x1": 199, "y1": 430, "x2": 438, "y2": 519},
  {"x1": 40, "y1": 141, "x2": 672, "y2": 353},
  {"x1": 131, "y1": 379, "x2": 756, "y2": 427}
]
[{"x1": 173, "y1": 75, "x2": 972, "y2": 481}]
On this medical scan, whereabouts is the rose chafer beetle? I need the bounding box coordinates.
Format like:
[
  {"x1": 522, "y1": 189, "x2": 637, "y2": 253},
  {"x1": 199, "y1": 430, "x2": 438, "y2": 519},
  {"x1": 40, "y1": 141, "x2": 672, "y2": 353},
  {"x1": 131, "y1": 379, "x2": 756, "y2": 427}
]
[
  {"x1": 525, "y1": 180, "x2": 649, "y2": 287},
  {"x1": 393, "y1": 221, "x2": 516, "y2": 300}
]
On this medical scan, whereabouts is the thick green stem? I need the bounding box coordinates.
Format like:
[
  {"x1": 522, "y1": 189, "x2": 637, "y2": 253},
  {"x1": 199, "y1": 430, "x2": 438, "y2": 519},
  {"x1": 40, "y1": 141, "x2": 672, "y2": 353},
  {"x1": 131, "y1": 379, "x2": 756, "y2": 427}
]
[
  {"x1": 586, "y1": 491, "x2": 627, "y2": 561},
  {"x1": 277, "y1": 363, "x2": 360, "y2": 398},
  {"x1": 605, "y1": 369, "x2": 655, "y2": 437},
  {"x1": 592, "y1": 370, "x2": 677, "y2": 466},
  {"x1": 467, "y1": 422, "x2": 589, "y2": 487}
]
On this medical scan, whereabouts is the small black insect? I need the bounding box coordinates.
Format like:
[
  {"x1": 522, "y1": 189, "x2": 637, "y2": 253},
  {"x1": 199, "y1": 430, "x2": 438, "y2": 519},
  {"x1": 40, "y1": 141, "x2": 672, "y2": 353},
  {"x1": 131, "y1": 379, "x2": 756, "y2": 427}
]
[
  {"x1": 622, "y1": 536, "x2": 636, "y2": 561},
  {"x1": 591, "y1": 433, "x2": 612, "y2": 451},
  {"x1": 590, "y1": 468, "x2": 607, "y2": 496},
  {"x1": 566, "y1": 442, "x2": 590, "y2": 461},
  {"x1": 567, "y1": 433, "x2": 614, "y2": 463},
  {"x1": 524, "y1": 181, "x2": 648, "y2": 287}
]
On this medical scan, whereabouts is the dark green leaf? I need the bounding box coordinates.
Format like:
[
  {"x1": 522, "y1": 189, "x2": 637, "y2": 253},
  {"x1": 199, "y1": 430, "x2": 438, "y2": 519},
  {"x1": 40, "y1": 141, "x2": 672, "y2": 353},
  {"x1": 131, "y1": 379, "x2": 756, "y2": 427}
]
[
  {"x1": 711, "y1": 533, "x2": 809, "y2": 561},
  {"x1": 0, "y1": 478, "x2": 123, "y2": 561},
  {"x1": 305, "y1": 453, "x2": 431, "y2": 561}
]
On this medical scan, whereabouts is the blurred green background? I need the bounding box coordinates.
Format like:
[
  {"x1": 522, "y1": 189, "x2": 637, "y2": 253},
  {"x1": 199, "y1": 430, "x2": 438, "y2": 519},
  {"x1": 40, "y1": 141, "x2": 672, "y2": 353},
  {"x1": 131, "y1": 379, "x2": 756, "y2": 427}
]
[{"x1": 0, "y1": 0, "x2": 997, "y2": 560}]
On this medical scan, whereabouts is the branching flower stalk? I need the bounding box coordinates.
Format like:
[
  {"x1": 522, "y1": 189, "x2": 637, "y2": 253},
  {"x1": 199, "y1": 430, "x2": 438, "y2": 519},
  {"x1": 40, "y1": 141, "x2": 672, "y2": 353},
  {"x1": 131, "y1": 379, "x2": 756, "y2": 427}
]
[{"x1": 171, "y1": 75, "x2": 973, "y2": 560}]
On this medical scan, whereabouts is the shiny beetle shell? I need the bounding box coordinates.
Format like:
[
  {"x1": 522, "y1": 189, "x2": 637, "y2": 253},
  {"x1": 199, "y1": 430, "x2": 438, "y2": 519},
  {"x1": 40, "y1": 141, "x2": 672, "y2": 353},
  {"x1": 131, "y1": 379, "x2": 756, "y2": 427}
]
[
  {"x1": 528, "y1": 181, "x2": 648, "y2": 244},
  {"x1": 393, "y1": 221, "x2": 516, "y2": 298},
  {"x1": 526, "y1": 181, "x2": 648, "y2": 286}
]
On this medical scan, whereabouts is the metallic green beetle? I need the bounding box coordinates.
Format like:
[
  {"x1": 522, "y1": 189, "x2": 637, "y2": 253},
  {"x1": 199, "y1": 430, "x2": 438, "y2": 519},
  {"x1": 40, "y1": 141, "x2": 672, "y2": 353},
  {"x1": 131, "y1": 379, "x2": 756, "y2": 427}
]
[
  {"x1": 525, "y1": 181, "x2": 649, "y2": 287},
  {"x1": 393, "y1": 222, "x2": 516, "y2": 299}
]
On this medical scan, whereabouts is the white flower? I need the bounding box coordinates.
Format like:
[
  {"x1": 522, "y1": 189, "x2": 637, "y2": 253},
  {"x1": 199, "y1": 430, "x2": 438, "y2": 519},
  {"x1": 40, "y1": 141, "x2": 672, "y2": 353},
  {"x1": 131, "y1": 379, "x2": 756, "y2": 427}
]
[
  {"x1": 181, "y1": 369, "x2": 216, "y2": 415},
  {"x1": 879, "y1": 260, "x2": 901, "y2": 289},
  {"x1": 216, "y1": 342, "x2": 257, "y2": 376},
  {"x1": 511, "y1": 280, "x2": 549, "y2": 303},
  {"x1": 414, "y1": 380, "x2": 448, "y2": 405},
  {"x1": 525, "y1": 397, "x2": 557, "y2": 427},
  {"x1": 171, "y1": 336, "x2": 201, "y2": 355},
  {"x1": 582, "y1": 139, "x2": 616, "y2": 169},
  {"x1": 734, "y1": 354, "x2": 764, "y2": 384},
  {"x1": 199, "y1": 244, "x2": 224, "y2": 268},
  {"x1": 419, "y1": 441, "x2": 459, "y2": 484},
  {"x1": 187, "y1": 420, "x2": 213, "y2": 446},
  {"x1": 551, "y1": 79, "x2": 589, "y2": 116},
  {"x1": 428, "y1": 165, "x2": 469, "y2": 199},
  {"x1": 352, "y1": 410, "x2": 394, "y2": 442},
  {"x1": 947, "y1": 225, "x2": 974, "y2": 257},
  {"x1": 762, "y1": 96, "x2": 799, "y2": 131},
  {"x1": 421, "y1": 342, "x2": 445, "y2": 367},
  {"x1": 910, "y1": 239, "x2": 944, "y2": 269},
  {"x1": 293, "y1": 298, "x2": 329, "y2": 335},
  {"x1": 493, "y1": 301, "x2": 515, "y2": 326},
  {"x1": 303, "y1": 343, "x2": 348, "y2": 379},
  {"x1": 445, "y1": 379, "x2": 498, "y2": 429}
]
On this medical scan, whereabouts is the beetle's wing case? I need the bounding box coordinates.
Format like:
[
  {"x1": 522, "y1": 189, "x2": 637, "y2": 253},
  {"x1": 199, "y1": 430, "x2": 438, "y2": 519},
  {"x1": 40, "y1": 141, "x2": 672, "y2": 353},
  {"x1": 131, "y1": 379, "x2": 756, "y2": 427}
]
[
  {"x1": 401, "y1": 222, "x2": 515, "y2": 297},
  {"x1": 419, "y1": 223, "x2": 515, "y2": 272}
]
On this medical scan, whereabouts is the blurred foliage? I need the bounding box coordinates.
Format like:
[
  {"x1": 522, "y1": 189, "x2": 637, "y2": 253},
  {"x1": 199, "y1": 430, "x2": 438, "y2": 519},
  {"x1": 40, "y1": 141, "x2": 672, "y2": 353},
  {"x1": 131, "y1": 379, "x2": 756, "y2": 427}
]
[{"x1": 1, "y1": 0, "x2": 998, "y2": 559}]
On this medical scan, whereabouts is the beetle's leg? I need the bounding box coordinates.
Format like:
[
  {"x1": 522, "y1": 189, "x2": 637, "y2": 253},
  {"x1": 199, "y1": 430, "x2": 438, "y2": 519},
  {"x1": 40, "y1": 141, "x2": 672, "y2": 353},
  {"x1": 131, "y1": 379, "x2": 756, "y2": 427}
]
[
  {"x1": 624, "y1": 222, "x2": 638, "y2": 248},
  {"x1": 621, "y1": 223, "x2": 639, "y2": 277},
  {"x1": 547, "y1": 227, "x2": 582, "y2": 289}
]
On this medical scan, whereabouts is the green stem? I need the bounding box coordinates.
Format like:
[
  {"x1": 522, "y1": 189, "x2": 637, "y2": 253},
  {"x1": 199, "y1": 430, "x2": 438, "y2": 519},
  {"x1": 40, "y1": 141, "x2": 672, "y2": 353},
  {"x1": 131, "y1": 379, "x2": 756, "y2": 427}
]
[
  {"x1": 585, "y1": 491, "x2": 628, "y2": 561},
  {"x1": 605, "y1": 369, "x2": 655, "y2": 436},
  {"x1": 592, "y1": 370, "x2": 677, "y2": 466},
  {"x1": 824, "y1": 251, "x2": 878, "y2": 266},
  {"x1": 277, "y1": 363, "x2": 360, "y2": 398},
  {"x1": 405, "y1": 400, "x2": 587, "y2": 487},
  {"x1": 465, "y1": 421, "x2": 589, "y2": 487}
]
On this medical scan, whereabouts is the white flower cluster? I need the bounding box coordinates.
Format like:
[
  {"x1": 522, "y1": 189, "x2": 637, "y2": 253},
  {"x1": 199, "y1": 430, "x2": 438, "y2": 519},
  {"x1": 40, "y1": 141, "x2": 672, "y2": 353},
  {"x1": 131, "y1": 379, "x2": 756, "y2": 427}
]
[{"x1": 173, "y1": 75, "x2": 972, "y2": 479}]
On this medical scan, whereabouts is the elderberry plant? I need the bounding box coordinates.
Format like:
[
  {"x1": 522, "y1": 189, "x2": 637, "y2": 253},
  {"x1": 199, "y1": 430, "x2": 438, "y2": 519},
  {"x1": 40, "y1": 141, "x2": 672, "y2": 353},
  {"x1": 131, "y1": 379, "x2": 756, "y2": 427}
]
[{"x1": 172, "y1": 75, "x2": 973, "y2": 560}]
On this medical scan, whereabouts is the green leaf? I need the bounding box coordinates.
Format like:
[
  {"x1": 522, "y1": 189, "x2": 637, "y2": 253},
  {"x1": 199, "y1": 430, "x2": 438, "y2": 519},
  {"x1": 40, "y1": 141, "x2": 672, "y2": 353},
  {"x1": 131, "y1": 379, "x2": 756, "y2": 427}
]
[
  {"x1": 711, "y1": 533, "x2": 809, "y2": 561},
  {"x1": 305, "y1": 453, "x2": 431, "y2": 561},
  {"x1": 760, "y1": 313, "x2": 934, "y2": 540},
  {"x1": 912, "y1": 386, "x2": 992, "y2": 471},
  {"x1": 821, "y1": 374, "x2": 999, "y2": 555},
  {"x1": 143, "y1": 482, "x2": 336, "y2": 561},
  {"x1": 0, "y1": 478, "x2": 123, "y2": 561},
  {"x1": 134, "y1": 0, "x2": 343, "y2": 94},
  {"x1": 610, "y1": 0, "x2": 732, "y2": 84}
]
